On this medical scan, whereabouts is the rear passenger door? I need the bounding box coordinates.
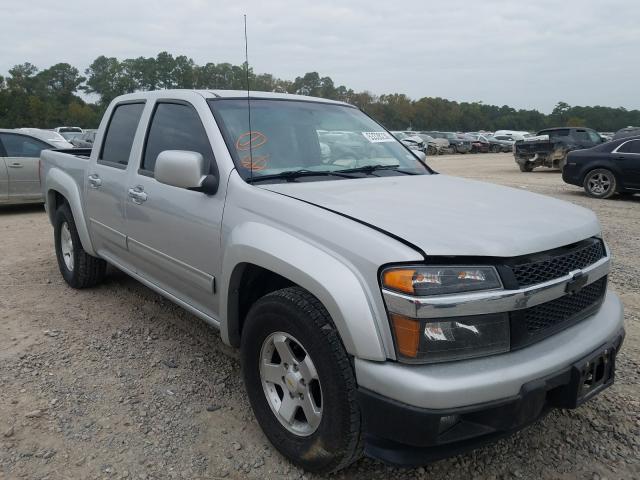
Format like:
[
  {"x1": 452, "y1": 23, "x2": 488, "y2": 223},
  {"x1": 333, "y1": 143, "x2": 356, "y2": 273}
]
[
  {"x1": 124, "y1": 100, "x2": 225, "y2": 319},
  {"x1": 85, "y1": 102, "x2": 145, "y2": 267},
  {"x1": 614, "y1": 139, "x2": 640, "y2": 189},
  {"x1": 0, "y1": 133, "x2": 49, "y2": 201}
]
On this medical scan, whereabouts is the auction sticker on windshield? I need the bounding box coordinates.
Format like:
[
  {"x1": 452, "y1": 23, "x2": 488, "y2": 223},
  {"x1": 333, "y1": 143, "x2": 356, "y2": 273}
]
[{"x1": 362, "y1": 131, "x2": 395, "y2": 143}]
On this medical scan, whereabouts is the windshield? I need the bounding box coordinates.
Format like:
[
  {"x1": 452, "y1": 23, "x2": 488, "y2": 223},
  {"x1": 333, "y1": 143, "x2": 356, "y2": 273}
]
[{"x1": 209, "y1": 99, "x2": 428, "y2": 181}]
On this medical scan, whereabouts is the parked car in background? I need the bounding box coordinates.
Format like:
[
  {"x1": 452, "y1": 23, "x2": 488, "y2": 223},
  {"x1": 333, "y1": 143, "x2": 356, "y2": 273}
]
[
  {"x1": 40, "y1": 89, "x2": 624, "y2": 473},
  {"x1": 1, "y1": 128, "x2": 72, "y2": 205},
  {"x1": 15, "y1": 128, "x2": 72, "y2": 149},
  {"x1": 407, "y1": 133, "x2": 440, "y2": 155},
  {"x1": 54, "y1": 126, "x2": 83, "y2": 134},
  {"x1": 465, "y1": 134, "x2": 491, "y2": 153},
  {"x1": 514, "y1": 127, "x2": 604, "y2": 172},
  {"x1": 494, "y1": 130, "x2": 532, "y2": 141},
  {"x1": 493, "y1": 134, "x2": 518, "y2": 143},
  {"x1": 599, "y1": 133, "x2": 614, "y2": 142},
  {"x1": 419, "y1": 132, "x2": 450, "y2": 154},
  {"x1": 391, "y1": 131, "x2": 427, "y2": 154},
  {"x1": 70, "y1": 130, "x2": 97, "y2": 148},
  {"x1": 59, "y1": 131, "x2": 84, "y2": 143},
  {"x1": 612, "y1": 126, "x2": 640, "y2": 141},
  {"x1": 563, "y1": 135, "x2": 640, "y2": 199},
  {"x1": 425, "y1": 132, "x2": 471, "y2": 154},
  {"x1": 485, "y1": 136, "x2": 514, "y2": 153}
]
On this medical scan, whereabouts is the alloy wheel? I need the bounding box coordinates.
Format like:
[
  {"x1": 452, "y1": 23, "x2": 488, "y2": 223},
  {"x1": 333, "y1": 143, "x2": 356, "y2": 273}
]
[
  {"x1": 60, "y1": 222, "x2": 74, "y2": 271},
  {"x1": 588, "y1": 172, "x2": 612, "y2": 195},
  {"x1": 259, "y1": 332, "x2": 323, "y2": 436}
]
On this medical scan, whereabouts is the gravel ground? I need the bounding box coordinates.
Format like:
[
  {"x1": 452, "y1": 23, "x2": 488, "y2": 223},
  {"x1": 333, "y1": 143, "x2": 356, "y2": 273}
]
[{"x1": 1, "y1": 153, "x2": 639, "y2": 480}]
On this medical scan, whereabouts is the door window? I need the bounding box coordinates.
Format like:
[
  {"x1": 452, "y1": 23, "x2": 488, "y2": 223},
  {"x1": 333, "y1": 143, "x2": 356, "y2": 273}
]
[
  {"x1": 0, "y1": 133, "x2": 50, "y2": 157},
  {"x1": 572, "y1": 130, "x2": 590, "y2": 142},
  {"x1": 617, "y1": 140, "x2": 640, "y2": 154},
  {"x1": 587, "y1": 131, "x2": 601, "y2": 143},
  {"x1": 141, "y1": 102, "x2": 216, "y2": 175},
  {"x1": 99, "y1": 102, "x2": 145, "y2": 167}
]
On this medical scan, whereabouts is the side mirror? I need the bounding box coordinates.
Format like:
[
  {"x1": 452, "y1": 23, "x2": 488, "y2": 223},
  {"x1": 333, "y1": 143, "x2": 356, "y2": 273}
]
[
  {"x1": 413, "y1": 150, "x2": 427, "y2": 162},
  {"x1": 155, "y1": 150, "x2": 218, "y2": 195}
]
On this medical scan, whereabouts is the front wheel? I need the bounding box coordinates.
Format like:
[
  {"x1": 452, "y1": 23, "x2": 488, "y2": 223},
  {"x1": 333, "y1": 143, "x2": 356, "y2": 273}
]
[
  {"x1": 583, "y1": 168, "x2": 617, "y2": 199},
  {"x1": 241, "y1": 287, "x2": 362, "y2": 473},
  {"x1": 54, "y1": 203, "x2": 107, "y2": 288},
  {"x1": 519, "y1": 162, "x2": 534, "y2": 172}
]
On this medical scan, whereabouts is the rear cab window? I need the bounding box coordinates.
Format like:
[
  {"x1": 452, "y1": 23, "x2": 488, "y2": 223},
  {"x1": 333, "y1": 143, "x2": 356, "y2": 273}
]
[{"x1": 99, "y1": 102, "x2": 145, "y2": 168}]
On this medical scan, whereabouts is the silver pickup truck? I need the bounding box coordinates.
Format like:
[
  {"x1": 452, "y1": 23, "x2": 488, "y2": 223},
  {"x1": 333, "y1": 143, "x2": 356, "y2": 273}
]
[{"x1": 41, "y1": 90, "x2": 625, "y2": 473}]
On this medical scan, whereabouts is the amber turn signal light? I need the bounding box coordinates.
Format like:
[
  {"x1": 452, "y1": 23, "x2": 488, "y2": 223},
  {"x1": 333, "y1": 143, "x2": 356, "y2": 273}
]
[
  {"x1": 382, "y1": 269, "x2": 416, "y2": 295},
  {"x1": 390, "y1": 314, "x2": 420, "y2": 358}
]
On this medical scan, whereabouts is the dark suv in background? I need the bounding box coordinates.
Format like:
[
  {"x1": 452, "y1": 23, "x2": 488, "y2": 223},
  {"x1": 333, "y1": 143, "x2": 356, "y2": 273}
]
[{"x1": 514, "y1": 127, "x2": 604, "y2": 171}]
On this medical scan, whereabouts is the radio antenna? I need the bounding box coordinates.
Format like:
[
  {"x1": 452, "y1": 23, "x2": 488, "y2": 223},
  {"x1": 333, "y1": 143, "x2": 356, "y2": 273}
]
[{"x1": 243, "y1": 14, "x2": 254, "y2": 180}]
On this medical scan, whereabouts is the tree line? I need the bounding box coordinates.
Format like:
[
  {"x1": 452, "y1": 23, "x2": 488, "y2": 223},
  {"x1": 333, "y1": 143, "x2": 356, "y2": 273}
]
[{"x1": 1, "y1": 52, "x2": 639, "y2": 132}]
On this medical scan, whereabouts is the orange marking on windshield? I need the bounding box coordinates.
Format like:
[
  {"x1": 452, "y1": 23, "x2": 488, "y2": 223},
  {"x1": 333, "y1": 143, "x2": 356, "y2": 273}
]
[{"x1": 236, "y1": 131, "x2": 267, "y2": 151}]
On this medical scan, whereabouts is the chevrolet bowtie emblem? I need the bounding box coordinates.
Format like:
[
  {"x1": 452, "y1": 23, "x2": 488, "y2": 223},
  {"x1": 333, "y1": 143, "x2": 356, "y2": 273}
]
[{"x1": 565, "y1": 271, "x2": 588, "y2": 295}]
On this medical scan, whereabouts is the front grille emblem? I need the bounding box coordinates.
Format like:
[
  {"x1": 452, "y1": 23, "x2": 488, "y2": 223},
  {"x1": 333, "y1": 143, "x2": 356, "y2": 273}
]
[{"x1": 565, "y1": 271, "x2": 588, "y2": 295}]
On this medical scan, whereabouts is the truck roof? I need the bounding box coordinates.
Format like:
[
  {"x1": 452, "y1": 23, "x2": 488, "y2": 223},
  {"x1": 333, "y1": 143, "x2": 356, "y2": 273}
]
[{"x1": 111, "y1": 89, "x2": 351, "y2": 106}]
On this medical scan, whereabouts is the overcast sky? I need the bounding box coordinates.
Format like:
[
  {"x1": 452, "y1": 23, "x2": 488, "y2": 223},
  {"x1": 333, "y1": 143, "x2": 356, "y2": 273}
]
[{"x1": 1, "y1": 0, "x2": 638, "y2": 113}]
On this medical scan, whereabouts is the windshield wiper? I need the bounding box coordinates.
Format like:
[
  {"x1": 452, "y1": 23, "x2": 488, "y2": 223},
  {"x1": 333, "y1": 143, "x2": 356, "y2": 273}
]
[
  {"x1": 336, "y1": 164, "x2": 418, "y2": 175},
  {"x1": 245, "y1": 169, "x2": 359, "y2": 183}
]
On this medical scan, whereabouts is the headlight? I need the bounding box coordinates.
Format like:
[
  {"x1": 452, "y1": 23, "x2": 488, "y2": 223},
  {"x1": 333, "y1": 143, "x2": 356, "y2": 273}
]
[
  {"x1": 382, "y1": 266, "x2": 508, "y2": 363},
  {"x1": 382, "y1": 266, "x2": 502, "y2": 296}
]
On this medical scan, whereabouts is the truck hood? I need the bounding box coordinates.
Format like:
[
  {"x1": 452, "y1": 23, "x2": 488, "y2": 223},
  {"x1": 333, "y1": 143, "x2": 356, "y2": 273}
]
[{"x1": 262, "y1": 174, "x2": 600, "y2": 257}]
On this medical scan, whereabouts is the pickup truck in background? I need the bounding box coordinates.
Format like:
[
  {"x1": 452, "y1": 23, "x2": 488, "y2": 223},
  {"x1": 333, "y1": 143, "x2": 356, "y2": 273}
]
[
  {"x1": 514, "y1": 127, "x2": 604, "y2": 172},
  {"x1": 41, "y1": 90, "x2": 624, "y2": 473}
]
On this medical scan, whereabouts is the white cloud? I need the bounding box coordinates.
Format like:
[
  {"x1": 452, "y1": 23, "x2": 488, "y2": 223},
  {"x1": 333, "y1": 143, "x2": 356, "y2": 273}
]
[{"x1": 1, "y1": 0, "x2": 638, "y2": 112}]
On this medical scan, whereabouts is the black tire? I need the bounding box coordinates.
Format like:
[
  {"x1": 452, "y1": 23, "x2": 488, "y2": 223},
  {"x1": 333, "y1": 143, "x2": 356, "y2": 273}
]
[
  {"x1": 519, "y1": 162, "x2": 534, "y2": 172},
  {"x1": 54, "y1": 202, "x2": 107, "y2": 288},
  {"x1": 583, "y1": 168, "x2": 617, "y2": 199},
  {"x1": 491, "y1": 144, "x2": 500, "y2": 153},
  {"x1": 241, "y1": 287, "x2": 362, "y2": 473}
]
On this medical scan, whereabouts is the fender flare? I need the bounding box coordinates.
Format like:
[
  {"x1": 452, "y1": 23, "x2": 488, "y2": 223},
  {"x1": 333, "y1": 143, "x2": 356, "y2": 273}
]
[
  {"x1": 220, "y1": 221, "x2": 387, "y2": 361},
  {"x1": 46, "y1": 168, "x2": 96, "y2": 256}
]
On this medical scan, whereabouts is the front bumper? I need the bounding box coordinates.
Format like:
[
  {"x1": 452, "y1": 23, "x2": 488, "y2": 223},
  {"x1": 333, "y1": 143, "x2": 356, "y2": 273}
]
[{"x1": 358, "y1": 329, "x2": 625, "y2": 466}]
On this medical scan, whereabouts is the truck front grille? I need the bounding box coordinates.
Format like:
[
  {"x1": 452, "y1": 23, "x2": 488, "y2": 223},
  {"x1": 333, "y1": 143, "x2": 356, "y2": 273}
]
[
  {"x1": 510, "y1": 277, "x2": 607, "y2": 349},
  {"x1": 510, "y1": 239, "x2": 605, "y2": 288}
]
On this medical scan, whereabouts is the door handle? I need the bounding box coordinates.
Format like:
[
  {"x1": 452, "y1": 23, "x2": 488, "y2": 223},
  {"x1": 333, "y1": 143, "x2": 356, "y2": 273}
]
[
  {"x1": 88, "y1": 174, "x2": 102, "y2": 188},
  {"x1": 128, "y1": 186, "x2": 148, "y2": 204},
  {"x1": 8, "y1": 163, "x2": 23, "y2": 168}
]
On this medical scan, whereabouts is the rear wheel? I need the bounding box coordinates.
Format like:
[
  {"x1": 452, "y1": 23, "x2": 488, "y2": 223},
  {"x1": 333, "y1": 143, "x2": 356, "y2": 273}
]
[
  {"x1": 54, "y1": 203, "x2": 107, "y2": 288},
  {"x1": 583, "y1": 168, "x2": 617, "y2": 199},
  {"x1": 519, "y1": 162, "x2": 534, "y2": 172},
  {"x1": 491, "y1": 144, "x2": 501, "y2": 153},
  {"x1": 241, "y1": 287, "x2": 362, "y2": 473}
]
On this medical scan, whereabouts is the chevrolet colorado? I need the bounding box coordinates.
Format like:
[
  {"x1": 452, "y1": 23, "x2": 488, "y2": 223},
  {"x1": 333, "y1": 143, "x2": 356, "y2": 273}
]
[{"x1": 41, "y1": 90, "x2": 624, "y2": 473}]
